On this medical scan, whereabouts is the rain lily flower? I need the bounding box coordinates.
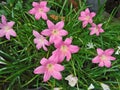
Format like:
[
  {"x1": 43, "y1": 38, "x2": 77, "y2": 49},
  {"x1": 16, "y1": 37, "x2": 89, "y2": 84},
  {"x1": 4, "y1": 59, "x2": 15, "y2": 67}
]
[
  {"x1": 100, "y1": 83, "x2": 110, "y2": 90},
  {"x1": 89, "y1": 23, "x2": 104, "y2": 36},
  {"x1": 33, "y1": 30, "x2": 49, "y2": 51},
  {"x1": 86, "y1": 42, "x2": 96, "y2": 49},
  {"x1": 92, "y1": 48, "x2": 116, "y2": 68},
  {"x1": 0, "y1": 15, "x2": 16, "y2": 40},
  {"x1": 34, "y1": 57, "x2": 64, "y2": 82},
  {"x1": 41, "y1": 20, "x2": 68, "y2": 44},
  {"x1": 115, "y1": 46, "x2": 120, "y2": 55},
  {"x1": 88, "y1": 84, "x2": 95, "y2": 90},
  {"x1": 52, "y1": 38, "x2": 79, "y2": 63},
  {"x1": 29, "y1": 1, "x2": 50, "y2": 20},
  {"x1": 65, "y1": 74, "x2": 78, "y2": 87},
  {"x1": 78, "y1": 8, "x2": 96, "y2": 28}
]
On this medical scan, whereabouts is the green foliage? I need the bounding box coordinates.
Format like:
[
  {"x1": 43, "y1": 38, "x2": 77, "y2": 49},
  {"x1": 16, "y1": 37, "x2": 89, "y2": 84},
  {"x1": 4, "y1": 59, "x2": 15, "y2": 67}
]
[{"x1": 0, "y1": 0, "x2": 120, "y2": 90}]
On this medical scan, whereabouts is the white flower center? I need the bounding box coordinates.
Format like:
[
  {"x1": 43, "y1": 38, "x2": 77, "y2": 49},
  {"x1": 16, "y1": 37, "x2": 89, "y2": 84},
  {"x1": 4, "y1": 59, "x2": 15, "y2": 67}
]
[
  {"x1": 61, "y1": 45, "x2": 68, "y2": 54},
  {"x1": 38, "y1": 8, "x2": 43, "y2": 13},
  {"x1": 4, "y1": 26, "x2": 10, "y2": 32},
  {"x1": 100, "y1": 55, "x2": 107, "y2": 61},
  {"x1": 52, "y1": 29, "x2": 59, "y2": 35},
  {"x1": 46, "y1": 63, "x2": 54, "y2": 71}
]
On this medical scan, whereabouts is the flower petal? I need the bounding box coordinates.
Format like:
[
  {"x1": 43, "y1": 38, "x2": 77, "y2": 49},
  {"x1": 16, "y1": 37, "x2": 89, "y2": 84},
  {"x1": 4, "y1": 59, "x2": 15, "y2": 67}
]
[
  {"x1": 34, "y1": 66, "x2": 45, "y2": 74},
  {"x1": 59, "y1": 30, "x2": 68, "y2": 36},
  {"x1": 98, "y1": 61, "x2": 104, "y2": 67},
  {"x1": 97, "y1": 48, "x2": 104, "y2": 55},
  {"x1": 7, "y1": 21, "x2": 15, "y2": 27},
  {"x1": 41, "y1": 13, "x2": 47, "y2": 20},
  {"x1": 40, "y1": 58, "x2": 48, "y2": 65},
  {"x1": 52, "y1": 71, "x2": 62, "y2": 80},
  {"x1": 0, "y1": 30, "x2": 5, "y2": 37},
  {"x1": 40, "y1": 1, "x2": 47, "y2": 7},
  {"x1": 43, "y1": 71, "x2": 51, "y2": 82},
  {"x1": 32, "y1": 2, "x2": 39, "y2": 7},
  {"x1": 41, "y1": 29, "x2": 51, "y2": 36},
  {"x1": 66, "y1": 51, "x2": 71, "y2": 61},
  {"x1": 8, "y1": 29, "x2": 16, "y2": 37},
  {"x1": 64, "y1": 38, "x2": 72, "y2": 45},
  {"x1": 47, "y1": 20, "x2": 54, "y2": 29},
  {"x1": 105, "y1": 49, "x2": 114, "y2": 55},
  {"x1": 54, "y1": 64, "x2": 64, "y2": 71},
  {"x1": 55, "y1": 21, "x2": 64, "y2": 29},
  {"x1": 35, "y1": 13, "x2": 41, "y2": 20},
  {"x1": 69, "y1": 45, "x2": 79, "y2": 53},
  {"x1": 33, "y1": 30, "x2": 40, "y2": 37},
  {"x1": 104, "y1": 60, "x2": 111, "y2": 68},
  {"x1": 92, "y1": 56, "x2": 100, "y2": 63},
  {"x1": 1, "y1": 15, "x2": 7, "y2": 24}
]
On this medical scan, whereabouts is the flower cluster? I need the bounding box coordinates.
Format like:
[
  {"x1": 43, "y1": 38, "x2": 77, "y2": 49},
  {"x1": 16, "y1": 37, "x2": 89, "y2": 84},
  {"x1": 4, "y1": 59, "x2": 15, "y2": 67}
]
[{"x1": 0, "y1": 1, "x2": 117, "y2": 87}]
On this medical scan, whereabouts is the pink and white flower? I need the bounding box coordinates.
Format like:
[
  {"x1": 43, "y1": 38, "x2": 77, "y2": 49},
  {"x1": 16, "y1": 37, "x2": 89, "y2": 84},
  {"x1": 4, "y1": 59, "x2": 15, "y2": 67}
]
[
  {"x1": 0, "y1": 15, "x2": 16, "y2": 40},
  {"x1": 78, "y1": 8, "x2": 96, "y2": 28},
  {"x1": 92, "y1": 48, "x2": 116, "y2": 68},
  {"x1": 89, "y1": 23, "x2": 104, "y2": 36},
  {"x1": 34, "y1": 57, "x2": 64, "y2": 82},
  {"x1": 29, "y1": 1, "x2": 50, "y2": 20},
  {"x1": 33, "y1": 30, "x2": 49, "y2": 51},
  {"x1": 41, "y1": 20, "x2": 68, "y2": 44},
  {"x1": 51, "y1": 38, "x2": 79, "y2": 63}
]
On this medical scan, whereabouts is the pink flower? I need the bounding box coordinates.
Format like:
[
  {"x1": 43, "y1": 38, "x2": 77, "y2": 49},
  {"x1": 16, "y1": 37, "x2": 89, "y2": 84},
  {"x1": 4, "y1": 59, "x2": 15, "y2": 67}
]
[
  {"x1": 34, "y1": 57, "x2": 64, "y2": 82},
  {"x1": 41, "y1": 20, "x2": 68, "y2": 44},
  {"x1": 89, "y1": 23, "x2": 104, "y2": 36},
  {"x1": 0, "y1": 15, "x2": 16, "y2": 40},
  {"x1": 33, "y1": 30, "x2": 49, "y2": 51},
  {"x1": 29, "y1": 1, "x2": 50, "y2": 20},
  {"x1": 78, "y1": 8, "x2": 96, "y2": 28},
  {"x1": 51, "y1": 38, "x2": 80, "y2": 63},
  {"x1": 92, "y1": 48, "x2": 116, "y2": 68}
]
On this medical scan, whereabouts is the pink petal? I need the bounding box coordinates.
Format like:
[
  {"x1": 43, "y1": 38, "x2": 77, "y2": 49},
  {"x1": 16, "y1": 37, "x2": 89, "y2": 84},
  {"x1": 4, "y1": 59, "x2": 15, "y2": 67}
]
[
  {"x1": 98, "y1": 61, "x2": 104, "y2": 67},
  {"x1": 66, "y1": 51, "x2": 71, "y2": 61},
  {"x1": 90, "y1": 29, "x2": 96, "y2": 35},
  {"x1": 29, "y1": 8, "x2": 36, "y2": 14},
  {"x1": 82, "y1": 21, "x2": 88, "y2": 28},
  {"x1": 47, "y1": 20, "x2": 54, "y2": 29},
  {"x1": 33, "y1": 30, "x2": 40, "y2": 37},
  {"x1": 98, "y1": 24, "x2": 102, "y2": 27},
  {"x1": 97, "y1": 48, "x2": 104, "y2": 55},
  {"x1": 40, "y1": 1, "x2": 47, "y2": 7},
  {"x1": 34, "y1": 66, "x2": 45, "y2": 74},
  {"x1": 34, "y1": 38, "x2": 39, "y2": 44},
  {"x1": 43, "y1": 71, "x2": 51, "y2": 82},
  {"x1": 40, "y1": 58, "x2": 48, "y2": 65},
  {"x1": 105, "y1": 49, "x2": 114, "y2": 55},
  {"x1": 35, "y1": 13, "x2": 41, "y2": 20},
  {"x1": 85, "y1": 8, "x2": 90, "y2": 14},
  {"x1": 43, "y1": 45, "x2": 48, "y2": 51},
  {"x1": 99, "y1": 29, "x2": 104, "y2": 33},
  {"x1": 69, "y1": 45, "x2": 79, "y2": 53},
  {"x1": 7, "y1": 21, "x2": 15, "y2": 27},
  {"x1": 44, "y1": 39, "x2": 50, "y2": 46},
  {"x1": 58, "y1": 53, "x2": 65, "y2": 63},
  {"x1": 78, "y1": 17, "x2": 85, "y2": 21},
  {"x1": 9, "y1": 29, "x2": 16, "y2": 37},
  {"x1": 1, "y1": 15, "x2": 7, "y2": 24},
  {"x1": 0, "y1": 30, "x2": 5, "y2": 37},
  {"x1": 49, "y1": 35, "x2": 55, "y2": 44},
  {"x1": 51, "y1": 71, "x2": 62, "y2": 80},
  {"x1": 32, "y1": 2, "x2": 39, "y2": 7},
  {"x1": 54, "y1": 36, "x2": 62, "y2": 44},
  {"x1": 64, "y1": 38, "x2": 72, "y2": 45},
  {"x1": 41, "y1": 29, "x2": 51, "y2": 36},
  {"x1": 43, "y1": 7, "x2": 50, "y2": 12},
  {"x1": 59, "y1": 30, "x2": 68, "y2": 36},
  {"x1": 54, "y1": 64, "x2": 64, "y2": 71},
  {"x1": 41, "y1": 13, "x2": 47, "y2": 20},
  {"x1": 5, "y1": 33, "x2": 10, "y2": 40},
  {"x1": 55, "y1": 21, "x2": 64, "y2": 29},
  {"x1": 91, "y1": 12, "x2": 96, "y2": 17},
  {"x1": 92, "y1": 56, "x2": 100, "y2": 63},
  {"x1": 36, "y1": 44, "x2": 42, "y2": 50},
  {"x1": 96, "y1": 31, "x2": 100, "y2": 36},
  {"x1": 80, "y1": 11, "x2": 86, "y2": 16},
  {"x1": 108, "y1": 56, "x2": 116, "y2": 61},
  {"x1": 104, "y1": 60, "x2": 111, "y2": 68}
]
